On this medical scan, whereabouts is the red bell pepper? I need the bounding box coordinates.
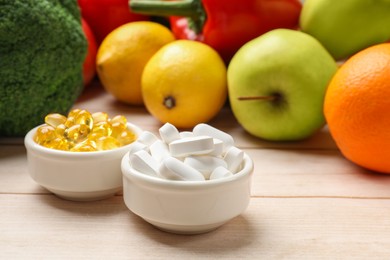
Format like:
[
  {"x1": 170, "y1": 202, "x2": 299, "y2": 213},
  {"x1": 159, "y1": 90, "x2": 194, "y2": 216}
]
[
  {"x1": 81, "y1": 19, "x2": 98, "y2": 87},
  {"x1": 78, "y1": 0, "x2": 150, "y2": 44},
  {"x1": 130, "y1": 0, "x2": 302, "y2": 63}
]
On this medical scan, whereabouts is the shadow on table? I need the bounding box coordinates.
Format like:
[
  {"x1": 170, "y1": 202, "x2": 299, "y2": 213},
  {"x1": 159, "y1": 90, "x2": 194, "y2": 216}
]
[
  {"x1": 128, "y1": 213, "x2": 258, "y2": 255},
  {"x1": 38, "y1": 194, "x2": 128, "y2": 216}
]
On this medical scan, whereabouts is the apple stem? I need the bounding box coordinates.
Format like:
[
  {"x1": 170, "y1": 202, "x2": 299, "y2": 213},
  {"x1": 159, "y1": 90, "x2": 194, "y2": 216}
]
[{"x1": 237, "y1": 96, "x2": 277, "y2": 101}]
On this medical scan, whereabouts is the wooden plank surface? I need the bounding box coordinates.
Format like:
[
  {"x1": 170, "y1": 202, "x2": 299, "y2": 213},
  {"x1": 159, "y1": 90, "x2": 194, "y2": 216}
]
[
  {"x1": 1, "y1": 195, "x2": 390, "y2": 259},
  {"x1": 1, "y1": 84, "x2": 390, "y2": 259},
  {"x1": 3, "y1": 145, "x2": 390, "y2": 199}
]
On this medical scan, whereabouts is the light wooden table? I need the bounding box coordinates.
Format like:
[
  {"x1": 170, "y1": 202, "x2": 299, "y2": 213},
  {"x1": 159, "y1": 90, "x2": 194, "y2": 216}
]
[{"x1": 2, "y1": 83, "x2": 390, "y2": 259}]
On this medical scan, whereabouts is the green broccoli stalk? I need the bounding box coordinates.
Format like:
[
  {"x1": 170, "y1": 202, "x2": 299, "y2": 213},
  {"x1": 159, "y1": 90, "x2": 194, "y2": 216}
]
[{"x1": 0, "y1": 0, "x2": 87, "y2": 136}]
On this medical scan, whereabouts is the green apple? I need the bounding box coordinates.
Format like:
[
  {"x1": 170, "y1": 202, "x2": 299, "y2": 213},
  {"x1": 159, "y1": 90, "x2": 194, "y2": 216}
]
[
  {"x1": 227, "y1": 29, "x2": 338, "y2": 141},
  {"x1": 300, "y1": 0, "x2": 390, "y2": 60}
]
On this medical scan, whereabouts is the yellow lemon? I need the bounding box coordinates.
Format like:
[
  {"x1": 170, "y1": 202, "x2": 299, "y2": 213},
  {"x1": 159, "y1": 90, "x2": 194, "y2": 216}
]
[
  {"x1": 142, "y1": 40, "x2": 227, "y2": 128},
  {"x1": 96, "y1": 21, "x2": 175, "y2": 105}
]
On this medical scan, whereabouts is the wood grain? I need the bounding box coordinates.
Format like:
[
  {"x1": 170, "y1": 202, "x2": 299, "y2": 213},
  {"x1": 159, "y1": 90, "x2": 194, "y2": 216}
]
[
  {"x1": 1, "y1": 85, "x2": 390, "y2": 259},
  {"x1": 1, "y1": 195, "x2": 390, "y2": 259}
]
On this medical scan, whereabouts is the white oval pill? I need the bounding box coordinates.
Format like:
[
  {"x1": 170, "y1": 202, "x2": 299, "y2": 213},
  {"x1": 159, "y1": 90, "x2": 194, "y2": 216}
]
[
  {"x1": 193, "y1": 123, "x2": 234, "y2": 152},
  {"x1": 159, "y1": 157, "x2": 205, "y2": 181},
  {"x1": 129, "y1": 150, "x2": 159, "y2": 177},
  {"x1": 159, "y1": 123, "x2": 181, "y2": 144},
  {"x1": 149, "y1": 140, "x2": 170, "y2": 163},
  {"x1": 169, "y1": 135, "x2": 214, "y2": 157},
  {"x1": 137, "y1": 131, "x2": 158, "y2": 146},
  {"x1": 210, "y1": 166, "x2": 233, "y2": 180},
  {"x1": 224, "y1": 146, "x2": 244, "y2": 173},
  {"x1": 184, "y1": 155, "x2": 227, "y2": 179},
  {"x1": 179, "y1": 131, "x2": 194, "y2": 138},
  {"x1": 128, "y1": 141, "x2": 148, "y2": 155},
  {"x1": 209, "y1": 138, "x2": 224, "y2": 157}
]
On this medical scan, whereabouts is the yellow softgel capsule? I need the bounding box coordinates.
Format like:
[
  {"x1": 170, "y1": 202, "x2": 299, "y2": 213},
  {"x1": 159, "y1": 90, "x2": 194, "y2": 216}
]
[
  {"x1": 34, "y1": 125, "x2": 56, "y2": 145},
  {"x1": 45, "y1": 113, "x2": 67, "y2": 128},
  {"x1": 74, "y1": 109, "x2": 93, "y2": 129},
  {"x1": 55, "y1": 124, "x2": 67, "y2": 137},
  {"x1": 71, "y1": 144, "x2": 97, "y2": 152},
  {"x1": 45, "y1": 137, "x2": 71, "y2": 151},
  {"x1": 64, "y1": 124, "x2": 90, "y2": 143},
  {"x1": 116, "y1": 129, "x2": 136, "y2": 146},
  {"x1": 35, "y1": 109, "x2": 136, "y2": 152},
  {"x1": 87, "y1": 132, "x2": 105, "y2": 144},
  {"x1": 71, "y1": 140, "x2": 97, "y2": 152},
  {"x1": 64, "y1": 116, "x2": 75, "y2": 127},
  {"x1": 68, "y1": 108, "x2": 81, "y2": 118},
  {"x1": 110, "y1": 121, "x2": 127, "y2": 138},
  {"x1": 92, "y1": 112, "x2": 109, "y2": 124},
  {"x1": 92, "y1": 121, "x2": 112, "y2": 136},
  {"x1": 95, "y1": 136, "x2": 121, "y2": 151},
  {"x1": 110, "y1": 115, "x2": 127, "y2": 125}
]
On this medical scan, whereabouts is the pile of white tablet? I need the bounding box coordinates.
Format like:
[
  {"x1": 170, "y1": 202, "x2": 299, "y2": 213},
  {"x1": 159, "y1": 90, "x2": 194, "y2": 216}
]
[{"x1": 126, "y1": 123, "x2": 244, "y2": 181}]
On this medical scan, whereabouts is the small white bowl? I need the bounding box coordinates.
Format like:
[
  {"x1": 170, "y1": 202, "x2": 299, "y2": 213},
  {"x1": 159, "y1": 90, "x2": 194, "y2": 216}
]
[
  {"x1": 24, "y1": 123, "x2": 143, "y2": 201},
  {"x1": 121, "y1": 151, "x2": 254, "y2": 234}
]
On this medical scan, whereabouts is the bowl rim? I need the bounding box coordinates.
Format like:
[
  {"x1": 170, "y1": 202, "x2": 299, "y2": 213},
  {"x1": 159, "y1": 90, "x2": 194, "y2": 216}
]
[
  {"x1": 121, "y1": 151, "x2": 254, "y2": 189},
  {"x1": 24, "y1": 122, "x2": 143, "y2": 157}
]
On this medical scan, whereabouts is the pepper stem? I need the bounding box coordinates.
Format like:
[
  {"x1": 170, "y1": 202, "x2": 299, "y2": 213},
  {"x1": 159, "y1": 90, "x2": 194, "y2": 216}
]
[{"x1": 130, "y1": 0, "x2": 206, "y2": 34}]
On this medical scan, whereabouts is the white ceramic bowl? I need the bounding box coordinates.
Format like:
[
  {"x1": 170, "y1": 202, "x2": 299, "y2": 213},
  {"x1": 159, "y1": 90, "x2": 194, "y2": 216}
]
[
  {"x1": 24, "y1": 123, "x2": 143, "y2": 201},
  {"x1": 121, "y1": 151, "x2": 254, "y2": 234}
]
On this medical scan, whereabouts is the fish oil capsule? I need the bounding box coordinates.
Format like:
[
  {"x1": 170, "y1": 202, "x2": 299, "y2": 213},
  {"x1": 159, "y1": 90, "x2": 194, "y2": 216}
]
[
  {"x1": 95, "y1": 136, "x2": 120, "y2": 151},
  {"x1": 55, "y1": 124, "x2": 67, "y2": 137},
  {"x1": 45, "y1": 113, "x2": 67, "y2": 128},
  {"x1": 92, "y1": 112, "x2": 109, "y2": 123},
  {"x1": 35, "y1": 109, "x2": 135, "y2": 151},
  {"x1": 64, "y1": 124, "x2": 90, "y2": 143},
  {"x1": 110, "y1": 121, "x2": 127, "y2": 138},
  {"x1": 71, "y1": 141, "x2": 97, "y2": 152},
  {"x1": 88, "y1": 132, "x2": 104, "y2": 143},
  {"x1": 117, "y1": 129, "x2": 136, "y2": 146},
  {"x1": 84, "y1": 139, "x2": 98, "y2": 149},
  {"x1": 46, "y1": 137, "x2": 70, "y2": 151},
  {"x1": 74, "y1": 109, "x2": 93, "y2": 129},
  {"x1": 72, "y1": 144, "x2": 97, "y2": 152},
  {"x1": 68, "y1": 108, "x2": 81, "y2": 118},
  {"x1": 92, "y1": 121, "x2": 112, "y2": 136},
  {"x1": 34, "y1": 125, "x2": 56, "y2": 145},
  {"x1": 110, "y1": 115, "x2": 127, "y2": 125},
  {"x1": 64, "y1": 116, "x2": 75, "y2": 127},
  {"x1": 56, "y1": 138, "x2": 72, "y2": 151}
]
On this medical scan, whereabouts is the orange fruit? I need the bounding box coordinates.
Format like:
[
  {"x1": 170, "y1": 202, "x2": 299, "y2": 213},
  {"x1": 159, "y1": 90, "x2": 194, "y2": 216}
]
[{"x1": 324, "y1": 43, "x2": 390, "y2": 173}]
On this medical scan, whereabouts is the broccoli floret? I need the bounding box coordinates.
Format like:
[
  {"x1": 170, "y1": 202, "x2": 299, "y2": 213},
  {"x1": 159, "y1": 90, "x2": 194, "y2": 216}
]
[{"x1": 0, "y1": 0, "x2": 87, "y2": 136}]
